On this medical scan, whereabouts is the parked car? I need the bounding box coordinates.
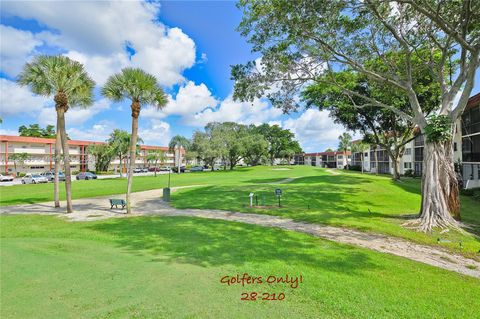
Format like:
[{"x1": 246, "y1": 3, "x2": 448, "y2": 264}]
[
  {"x1": 171, "y1": 166, "x2": 186, "y2": 173},
  {"x1": 76, "y1": 172, "x2": 97, "y2": 180},
  {"x1": 189, "y1": 166, "x2": 204, "y2": 172},
  {"x1": 0, "y1": 173, "x2": 14, "y2": 182},
  {"x1": 160, "y1": 166, "x2": 171, "y2": 171},
  {"x1": 141, "y1": 168, "x2": 149, "y2": 173},
  {"x1": 133, "y1": 168, "x2": 143, "y2": 173},
  {"x1": 22, "y1": 173, "x2": 48, "y2": 184},
  {"x1": 41, "y1": 171, "x2": 66, "y2": 182}
]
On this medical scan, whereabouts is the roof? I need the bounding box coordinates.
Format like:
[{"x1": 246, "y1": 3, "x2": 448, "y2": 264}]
[
  {"x1": 303, "y1": 150, "x2": 351, "y2": 157},
  {"x1": 0, "y1": 135, "x2": 171, "y2": 150},
  {"x1": 0, "y1": 135, "x2": 102, "y2": 146},
  {"x1": 465, "y1": 92, "x2": 480, "y2": 111}
]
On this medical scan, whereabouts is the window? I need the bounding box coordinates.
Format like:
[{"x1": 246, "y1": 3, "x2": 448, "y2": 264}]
[
  {"x1": 337, "y1": 155, "x2": 343, "y2": 159},
  {"x1": 414, "y1": 147, "x2": 424, "y2": 162},
  {"x1": 462, "y1": 135, "x2": 480, "y2": 162},
  {"x1": 404, "y1": 162, "x2": 412, "y2": 169},
  {"x1": 404, "y1": 148, "x2": 411, "y2": 155},
  {"x1": 364, "y1": 152, "x2": 368, "y2": 157},
  {"x1": 454, "y1": 142, "x2": 457, "y2": 152},
  {"x1": 462, "y1": 105, "x2": 480, "y2": 135}
]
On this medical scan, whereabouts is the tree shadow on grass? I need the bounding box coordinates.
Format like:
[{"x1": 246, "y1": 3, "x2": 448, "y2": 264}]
[
  {"x1": 87, "y1": 216, "x2": 380, "y2": 275},
  {"x1": 0, "y1": 197, "x2": 51, "y2": 206}
]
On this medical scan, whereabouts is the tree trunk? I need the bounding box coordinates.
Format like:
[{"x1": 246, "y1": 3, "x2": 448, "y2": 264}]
[
  {"x1": 54, "y1": 116, "x2": 61, "y2": 208},
  {"x1": 176, "y1": 147, "x2": 181, "y2": 174},
  {"x1": 419, "y1": 141, "x2": 460, "y2": 231},
  {"x1": 119, "y1": 156, "x2": 123, "y2": 178},
  {"x1": 374, "y1": 146, "x2": 378, "y2": 175},
  {"x1": 390, "y1": 153, "x2": 401, "y2": 180},
  {"x1": 126, "y1": 106, "x2": 139, "y2": 214},
  {"x1": 57, "y1": 108, "x2": 73, "y2": 213},
  {"x1": 361, "y1": 153, "x2": 364, "y2": 174},
  {"x1": 154, "y1": 160, "x2": 157, "y2": 177}
]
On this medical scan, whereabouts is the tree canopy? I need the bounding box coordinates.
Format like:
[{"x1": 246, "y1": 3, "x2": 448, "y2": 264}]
[{"x1": 18, "y1": 124, "x2": 56, "y2": 138}]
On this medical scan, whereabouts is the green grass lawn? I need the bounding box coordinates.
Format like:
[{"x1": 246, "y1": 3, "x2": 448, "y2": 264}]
[
  {"x1": 1, "y1": 166, "x2": 479, "y2": 258},
  {"x1": 1, "y1": 215, "x2": 479, "y2": 319},
  {"x1": 0, "y1": 166, "x2": 313, "y2": 206},
  {"x1": 169, "y1": 167, "x2": 480, "y2": 258}
]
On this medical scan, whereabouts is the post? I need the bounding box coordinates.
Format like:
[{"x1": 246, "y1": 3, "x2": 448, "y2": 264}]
[
  {"x1": 168, "y1": 169, "x2": 171, "y2": 188},
  {"x1": 5, "y1": 141, "x2": 8, "y2": 174},
  {"x1": 249, "y1": 193, "x2": 254, "y2": 207}
]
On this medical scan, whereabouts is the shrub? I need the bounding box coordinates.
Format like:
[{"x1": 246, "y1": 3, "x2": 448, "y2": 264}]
[
  {"x1": 460, "y1": 188, "x2": 480, "y2": 197},
  {"x1": 404, "y1": 169, "x2": 414, "y2": 177},
  {"x1": 95, "y1": 171, "x2": 115, "y2": 175},
  {"x1": 349, "y1": 165, "x2": 362, "y2": 171}
]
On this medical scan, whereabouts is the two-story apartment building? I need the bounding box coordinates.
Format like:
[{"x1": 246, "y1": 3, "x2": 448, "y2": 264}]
[
  {"x1": 297, "y1": 151, "x2": 351, "y2": 169},
  {"x1": 0, "y1": 135, "x2": 185, "y2": 175},
  {"x1": 349, "y1": 93, "x2": 480, "y2": 188}
]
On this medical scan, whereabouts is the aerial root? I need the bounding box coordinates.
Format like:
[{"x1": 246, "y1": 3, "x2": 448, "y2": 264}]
[{"x1": 402, "y1": 217, "x2": 463, "y2": 233}]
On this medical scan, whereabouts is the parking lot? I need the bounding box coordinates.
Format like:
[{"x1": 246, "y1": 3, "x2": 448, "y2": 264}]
[{"x1": 0, "y1": 171, "x2": 170, "y2": 187}]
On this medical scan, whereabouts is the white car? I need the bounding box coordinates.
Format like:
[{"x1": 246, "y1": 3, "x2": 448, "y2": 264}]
[
  {"x1": 0, "y1": 173, "x2": 14, "y2": 182},
  {"x1": 22, "y1": 173, "x2": 48, "y2": 184}
]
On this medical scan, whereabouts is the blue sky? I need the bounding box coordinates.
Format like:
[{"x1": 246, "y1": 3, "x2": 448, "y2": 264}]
[{"x1": 0, "y1": 0, "x2": 478, "y2": 152}]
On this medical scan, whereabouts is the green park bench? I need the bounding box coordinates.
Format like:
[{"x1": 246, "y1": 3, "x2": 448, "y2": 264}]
[{"x1": 109, "y1": 199, "x2": 126, "y2": 209}]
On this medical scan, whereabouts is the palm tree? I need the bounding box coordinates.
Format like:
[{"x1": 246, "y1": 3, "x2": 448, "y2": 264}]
[
  {"x1": 338, "y1": 132, "x2": 352, "y2": 168},
  {"x1": 108, "y1": 129, "x2": 131, "y2": 177},
  {"x1": 18, "y1": 55, "x2": 94, "y2": 213},
  {"x1": 169, "y1": 135, "x2": 190, "y2": 173},
  {"x1": 102, "y1": 68, "x2": 167, "y2": 214},
  {"x1": 351, "y1": 142, "x2": 369, "y2": 174},
  {"x1": 9, "y1": 153, "x2": 29, "y2": 176},
  {"x1": 146, "y1": 150, "x2": 166, "y2": 177}
]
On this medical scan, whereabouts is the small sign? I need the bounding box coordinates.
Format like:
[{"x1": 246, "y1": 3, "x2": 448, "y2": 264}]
[{"x1": 275, "y1": 188, "x2": 282, "y2": 196}]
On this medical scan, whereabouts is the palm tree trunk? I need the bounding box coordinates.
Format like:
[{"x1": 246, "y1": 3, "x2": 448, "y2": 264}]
[
  {"x1": 361, "y1": 153, "x2": 364, "y2": 174},
  {"x1": 177, "y1": 147, "x2": 181, "y2": 174},
  {"x1": 154, "y1": 160, "x2": 157, "y2": 177},
  {"x1": 57, "y1": 108, "x2": 73, "y2": 213},
  {"x1": 54, "y1": 116, "x2": 61, "y2": 207},
  {"x1": 126, "y1": 105, "x2": 139, "y2": 214},
  {"x1": 119, "y1": 156, "x2": 123, "y2": 178}
]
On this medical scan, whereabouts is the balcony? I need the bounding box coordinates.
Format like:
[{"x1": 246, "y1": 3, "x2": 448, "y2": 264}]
[{"x1": 11, "y1": 147, "x2": 47, "y2": 154}]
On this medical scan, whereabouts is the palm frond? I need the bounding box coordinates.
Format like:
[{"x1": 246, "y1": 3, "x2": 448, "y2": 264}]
[
  {"x1": 101, "y1": 68, "x2": 167, "y2": 109},
  {"x1": 17, "y1": 55, "x2": 95, "y2": 109}
]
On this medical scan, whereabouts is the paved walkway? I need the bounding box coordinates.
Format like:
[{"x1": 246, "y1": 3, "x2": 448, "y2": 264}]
[{"x1": 1, "y1": 187, "x2": 479, "y2": 279}]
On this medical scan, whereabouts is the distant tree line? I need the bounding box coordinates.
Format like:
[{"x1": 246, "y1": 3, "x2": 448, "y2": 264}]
[
  {"x1": 188, "y1": 122, "x2": 302, "y2": 170},
  {"x1": 18, "y1": 124, "x2": 58, "y2": 139}
]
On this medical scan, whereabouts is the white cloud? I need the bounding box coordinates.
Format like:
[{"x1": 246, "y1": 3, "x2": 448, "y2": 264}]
[
  {"x1": 143, "y1": 81, "x2": 217, "y2": 120},
  {"x1": 0, "y1": 128, "x2": 18, "y2": 135},
  {"x1": 190, "y1": 95, "x2": 283, "y2": 127},
  {"x1": 67, "y1": 121, "x2": 115, "y2": 142},
  {"x1": 37, "y1": 98, "x2": 111, "y2": 126},
  {"x1": 0, "y1": 79, "x2": 50, "y2": 116},
  {"x1": 2, "y1": 0, "x2": 196, "y2": 86},
  {"x1": 64, "y1": 51, "x2": 130, "y2": 86},
  {"x1": 0, "y1": 25, "x2": 42, "y2": 76},
  {"x1": 282, "y1": 109, "x2": 348, "y2": 152},
  {"x1": 138, "y1": 119, "x2": 171, "y2": 146}
]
